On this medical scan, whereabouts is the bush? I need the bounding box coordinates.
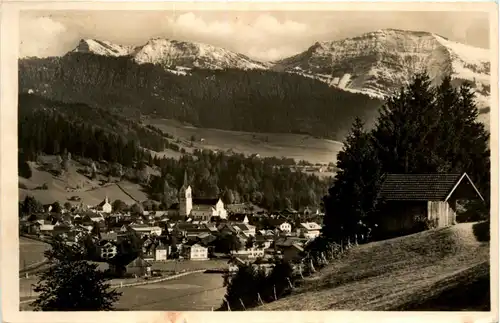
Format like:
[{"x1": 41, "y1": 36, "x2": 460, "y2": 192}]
[
  {"x1": 473, "y1": 221, "x2": 490, "y2": 242},
  {"x1": 19, "y1": 159, "x2": 32, "y2": 179},
  {"x1": 220, "y1": 258, "x2": 296, "y2": 311},
  {"x1": 34, "y1": 183, "x2": 49, "y2": 190}
]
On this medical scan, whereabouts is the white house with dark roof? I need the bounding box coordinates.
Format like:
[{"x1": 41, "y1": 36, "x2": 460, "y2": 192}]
[
  {"x1": 190, "y1": 198, "x2": 227, "y2": 221},
  {"x1": 182, "y1": 242, "x2": 209, "y2": 260},
  {"x1": 233, "y1": 223, "x2": 256, "y2": 237},
  {"x1": 96, "y1": 196, "x2": 112, "y2": 214},
  {"x1": 130, "y1": 224, "x2": 162, "y2": 237},
  {"x1": 298, "y1": 222, "x2": 322, "y2": 239}
]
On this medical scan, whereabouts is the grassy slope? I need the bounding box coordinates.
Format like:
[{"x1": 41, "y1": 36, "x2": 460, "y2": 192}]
[
  {"x1": 257, "y1": 222, "x2": 490, "y2": 311},
  {"x1": 19, "y1": 160, "x2": 149, "y2": 206},
  {"x1": 144, "y1": 118, "x2": 343, "y2": 166}
]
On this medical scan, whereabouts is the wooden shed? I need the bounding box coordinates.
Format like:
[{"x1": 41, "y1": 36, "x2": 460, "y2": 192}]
[{"x1": 376, "y1": 173, "x2": 484, "y2": 237}]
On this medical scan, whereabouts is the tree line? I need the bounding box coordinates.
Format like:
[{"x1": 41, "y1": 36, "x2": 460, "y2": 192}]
[
  {"x1": 148, "y1": 149, "x2": 332, "y2": 211},
  {"x1": 19, "y1": 53, "x2": 382, "y2": 140},
  {"x1": 19, "y1": 94, "x2": 163, "y2": 167}
]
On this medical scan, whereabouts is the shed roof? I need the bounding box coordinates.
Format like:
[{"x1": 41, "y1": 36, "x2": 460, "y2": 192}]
[{"x1": 378, "y1": 173, "x2": 483, "y2": 202}]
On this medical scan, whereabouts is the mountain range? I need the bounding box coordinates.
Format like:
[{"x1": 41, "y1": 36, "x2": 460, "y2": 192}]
[
  {"x1": 19, "y1": 28, "x2": 491, "y2": 140},
  {"x1": 68, "y1": 29, "x2": 490, "y2": 109},
  {"x1": 72, "y1": 37, "x2": 270, "y2": 72}
]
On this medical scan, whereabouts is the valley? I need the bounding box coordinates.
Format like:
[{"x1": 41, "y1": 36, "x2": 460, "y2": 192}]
[
  {"x1": 143, "y1": 118, "x2": 343, "y2": 166},
  {"x1": 15, "y1": 22, "x2": 492, "y2": 314}
]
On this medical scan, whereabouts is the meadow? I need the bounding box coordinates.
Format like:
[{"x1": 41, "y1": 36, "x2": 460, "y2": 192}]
[
  {"x1": 256, "y1": 222, "x2": 490, "y2": 311},
  {"x1": 144, "y1": 118, "x2": 343, "y2": 166}
]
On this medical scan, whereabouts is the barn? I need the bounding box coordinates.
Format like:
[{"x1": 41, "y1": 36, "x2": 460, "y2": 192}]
[{"x1": 376, "y1": 173, "x2": 484, "y2": 238}]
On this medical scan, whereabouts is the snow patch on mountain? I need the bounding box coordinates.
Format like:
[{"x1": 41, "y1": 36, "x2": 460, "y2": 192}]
[
  {"x1": 71, "y1": 39, "x2": 134, "y2": 57},
  {"x1": 69, "y1": 38, "x2": 270, "y2": 71},
  {"x1": 132, "y1": 38, "x2": 269, "y2": 70},
  {"x1": 434, "y1": 34, "x2": 490, "y2": 84},
  {"x1": 275, "y1": 29, "x2": 490, "y2": 115}
]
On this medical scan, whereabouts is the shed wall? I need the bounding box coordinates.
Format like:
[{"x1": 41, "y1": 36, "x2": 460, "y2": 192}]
[
  {"x1": 377, "y1": 201, "x2": 427, "y2": 237},
  {"x1": 427, "y1": 201, "x2": 456, "y2": 227}
]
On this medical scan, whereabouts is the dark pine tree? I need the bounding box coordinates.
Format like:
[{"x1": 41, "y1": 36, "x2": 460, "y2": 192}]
[
  {"x1": 323, "y1": 73, "x2": 490, "y2": 243},
  {"x1": 322, "y1": 117, "x2": 382, "y2": 243},
  {"x1": 32, "y1": 236, "x2": 121, "y2": 311}
]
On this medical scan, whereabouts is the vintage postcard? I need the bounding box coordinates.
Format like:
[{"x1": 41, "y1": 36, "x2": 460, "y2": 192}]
[{"x1": 0, "y1": 1, "x2": 498, "y2": 323}]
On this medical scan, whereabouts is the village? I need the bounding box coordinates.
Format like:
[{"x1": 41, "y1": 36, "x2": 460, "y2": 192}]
[{"x1": 19, "y1": 171, "x2": 325, "y2": 279}]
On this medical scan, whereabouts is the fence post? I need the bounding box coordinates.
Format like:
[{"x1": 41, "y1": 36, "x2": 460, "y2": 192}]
[
  {"x1": 287, "y1": 277, "x2": 293, "y2": 289},
  {"x1": 239, "y1": 298, "x2": 246, "y2": 310},
  {"x1": 309, "y1": 258, "x2": 316, "y2": 273},
  {"x1": 273, "y1": 285, "x2": 277, "y2": 301},
  {"x1": 224, "y1": 297, "x2": 231, "y2": 311},
  {"x1": 257, "y1": 292, "x2": 264, "y2": 305}
]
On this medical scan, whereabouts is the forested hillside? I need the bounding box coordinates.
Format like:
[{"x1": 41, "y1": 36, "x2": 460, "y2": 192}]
[
  {"x1": 18, "y1": 94, "x2": 169, "y2": 166},
  {"x1": 18, "y1": 94, "x2": 332, "y2": 211},
  {"x1": 19, "y1": 53, "x2": 382, "y2": 140},
  {"x1": 149, "y1": 149, "x2": 332, "y2": 211}
]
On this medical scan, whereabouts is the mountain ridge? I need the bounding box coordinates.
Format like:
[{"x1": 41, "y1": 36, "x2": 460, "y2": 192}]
[
  {"x1": 72, "y1": 37, "x2": 270, "y2": 71},
  {"x1": 65, "y1": 29, "x2": 490, "y2": 116},
  {"x1": 19, "y1": 53, "x2": 382, "y2": 141},
  {"x1": 272, "y1": 28, "x2": 490, "y2": 119}
]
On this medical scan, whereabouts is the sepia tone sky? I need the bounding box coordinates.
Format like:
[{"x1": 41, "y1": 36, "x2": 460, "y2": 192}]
[{"x1": 20, "y1": 10, "x2": 490, "y2": 61}]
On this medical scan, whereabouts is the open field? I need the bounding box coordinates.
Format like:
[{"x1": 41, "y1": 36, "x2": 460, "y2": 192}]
[
  {"x1": 21, "y1": 271, "x2": 226, "y2": 311},
  {"x1": 19, "y1": 160, "x2": 148, "y2": 206},
  {"x1": 144, "y1": 118, "x2": 343, "y2": 165},
  {"x1": 19, "y1": 237, "x2": 49, "y2": 270},
  {"x1": 256, "y1": 222, "x2": 490, "y2": 311},
  {"x1": 19, "y1": 258, "x2": 230, "y2": 303},
  {"x1": 151, "y1": 259, "x2": 230, "y2": 272},
  {"x1": 114, "y1": 272, "x2": 225, "y2": 311}
]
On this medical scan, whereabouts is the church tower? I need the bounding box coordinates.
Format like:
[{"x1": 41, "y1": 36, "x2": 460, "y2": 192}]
[{"x1": 178, "y1": 171, "x2": 192, "y2": 217}]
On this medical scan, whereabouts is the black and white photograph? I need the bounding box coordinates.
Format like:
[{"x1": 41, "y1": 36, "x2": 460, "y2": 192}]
[{"x1": 1, "y1": 1, "x2": 497, "y2": 319}]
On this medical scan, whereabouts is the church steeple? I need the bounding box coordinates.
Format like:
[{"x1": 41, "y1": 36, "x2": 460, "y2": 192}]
[
  {"x1": 179, "y1": 170, "x2": 189, "y2": 194},
  {"x1": 183, "y1": 170, "x2": 188, "y2": 188},
  {"x1": 179, "y1": 170, "x2": 192, "y2": 217}
]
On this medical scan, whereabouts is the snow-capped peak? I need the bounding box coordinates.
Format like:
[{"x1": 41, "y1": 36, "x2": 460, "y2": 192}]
[
  {"x1": 132, "y1": 38, "x2": 269, "y2": 70},
  {"x1": 275, "y1": 28, "x2": 490, "y2": 114},
  {"x1": 69, "y1": 37, "x2": 270, "y2": 71},
  {"x1": 71, "y1": 39, "x2": 134, "y2": 57}
]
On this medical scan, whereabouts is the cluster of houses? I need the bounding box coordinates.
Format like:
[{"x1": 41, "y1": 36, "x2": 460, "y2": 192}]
[
  {"x1": 20, "y1": 173, "x2": 325, "y2": 275},
  {"x1": 20, "y1": 171, "x2": 485, "y2": 279},
  {"x1": 21, "y1": 200, "x2": 323, "y2": 262}
]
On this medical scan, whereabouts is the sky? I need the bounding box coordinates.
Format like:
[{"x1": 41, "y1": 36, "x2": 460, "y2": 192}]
[{"x1": 19, "y1": 10, "x2": 490, "y2": 62}]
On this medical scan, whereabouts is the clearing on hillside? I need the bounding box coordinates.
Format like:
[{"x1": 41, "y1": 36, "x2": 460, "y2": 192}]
[
  {"x1": 19, "y1": 159, "x2": 148, "y2": 206},
  {"x1": 256, "y1": 222, "x2": 490, "y2": 311},
  {"x1": 144, "y1": 118, "x2": 343, "y2": 166}
]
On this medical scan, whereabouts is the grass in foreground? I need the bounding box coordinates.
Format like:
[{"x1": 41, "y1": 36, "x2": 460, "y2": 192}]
[{"x1": 256, "y1": 222, "x2": 490, "y2": 311}]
